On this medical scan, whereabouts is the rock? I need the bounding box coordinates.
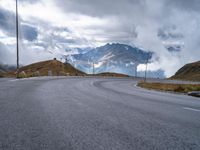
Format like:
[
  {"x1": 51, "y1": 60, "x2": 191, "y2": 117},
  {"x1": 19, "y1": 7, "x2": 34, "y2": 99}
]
[{"x1": 188, "y1": 91, "x2": 200, "y2": 97}]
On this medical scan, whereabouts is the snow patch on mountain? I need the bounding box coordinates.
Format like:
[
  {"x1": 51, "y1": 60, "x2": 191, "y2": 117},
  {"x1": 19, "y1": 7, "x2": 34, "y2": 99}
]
[{"x1": 64, "y1": 43, "x2": 165, "y2": 78}]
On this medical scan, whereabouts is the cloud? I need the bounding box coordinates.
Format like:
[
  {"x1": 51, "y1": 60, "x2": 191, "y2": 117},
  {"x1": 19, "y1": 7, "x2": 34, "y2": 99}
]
[
  {"x1": 0, "y1": 0, "x2": 200, "y2": 77},
  {"x1": 165, "y1": 0, "x2": 200, "y2": 12},
  {"x1": 56, "y1": 0, "x2": 145, "y2": 17},
  {"x1": 0, "y1": 7, "x2": 16, "y2": 36},
  {"x1": 20, "y1": 24, "x2": 38, "y2": 41},
  {"x1": 19, "y1": 0, "x2": 40, "y2": 4}
]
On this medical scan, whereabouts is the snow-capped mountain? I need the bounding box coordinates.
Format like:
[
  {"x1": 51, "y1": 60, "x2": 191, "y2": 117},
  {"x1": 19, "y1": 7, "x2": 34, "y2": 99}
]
[{"x1": 65, "y1": 43, "x2": 157, "y2": 76}]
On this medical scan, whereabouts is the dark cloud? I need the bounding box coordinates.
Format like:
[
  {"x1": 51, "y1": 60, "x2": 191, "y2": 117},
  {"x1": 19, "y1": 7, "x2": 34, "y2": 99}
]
[
  {"x1": 53, "y1": 27, "x2": 70, "y2": 33},
  {"x1": 56, "y1": 0, "x2": 146, "y2": 17},
  {"x1": 165, "y1": 0, "x2": 200, "y2": 12},
  {"x1": 165, "y1": 45, "x2": 182, "y2": 52},
  {"x1": 157, "y1": 26, "x2": 184, "y2": 40},
  {"x1": 21, "y1": 24, "x2": 38, "y2": 41},
  {"x1": 0, "y1": 7, "x2": 38, "y2": 41},
  {"x1": 21, "y1": 25, "x2": 38, "y2": 41},
  {"x1": 0, "y1": 7, "x2": 16, "y2": 36}
]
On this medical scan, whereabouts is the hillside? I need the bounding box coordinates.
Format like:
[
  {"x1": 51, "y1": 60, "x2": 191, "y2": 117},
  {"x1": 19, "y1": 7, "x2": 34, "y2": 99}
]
[
  {"x1": 1, "y1": 59, "x2": 86, "y2": 78},
  {"x1": 0, "y1": 64, "x2": 16, "y2": 77},
  {"x1": 0, "y1": 71, "x2": 4, "y2": 77},
  {"x1": 171, "y1": 61, "x2": 200, "y2": 81},
  {"x1": 18, "y1": 59, "x2": 86, "y2": 77},
  {"x1": 0, "y1": 64, "x2": 16, "y2": 72},
  {"x1": 96, "y1": 72, "x2": 129, "y2": 77}
]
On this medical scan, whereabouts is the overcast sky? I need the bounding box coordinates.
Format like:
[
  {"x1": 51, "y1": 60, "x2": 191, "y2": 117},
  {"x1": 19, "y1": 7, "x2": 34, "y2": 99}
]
[{"x1": 0, "y1": 0, "x2": 200, "y2": 76}]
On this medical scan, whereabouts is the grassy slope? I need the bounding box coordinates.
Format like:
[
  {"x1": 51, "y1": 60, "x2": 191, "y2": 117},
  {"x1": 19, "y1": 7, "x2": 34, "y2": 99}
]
[
  {"x1": 138, "y1": 61, "x2": 200, "y2": 93},
  {"x1": 138, "y1": 82, "x2": 200, "y2": 93},
  {"x1": 171, "y1": 61, "x2": 200, "y2": 81},
  {"x1": 20, "y1": 60, "x2": 86, "y2": 76},
  {"x1": 96, "y1": 72, "x2": 129, "y2": 77},
  {"x1": 0, "y1": 71, "x2": 4, "y2": 77},
  {"x1": 3, "y1": 60, "x2": 86, "y2": 77}
]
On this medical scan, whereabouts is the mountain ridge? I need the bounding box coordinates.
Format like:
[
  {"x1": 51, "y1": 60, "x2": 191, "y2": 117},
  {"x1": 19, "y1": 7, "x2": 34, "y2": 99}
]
[{"x1": 66, "y1": 43, "x2": 154, "y2": 76}]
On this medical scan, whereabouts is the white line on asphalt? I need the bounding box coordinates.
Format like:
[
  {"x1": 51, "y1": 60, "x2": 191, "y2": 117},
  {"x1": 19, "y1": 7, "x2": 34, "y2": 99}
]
[
  {"x1": 9, "y1": 77, "x2": 39, "y2": 82},
  {"x1": 9, "y1": 79, "x2": 20, "y2": 82},
  {"x1": 183, "y1": 107, "x2": 200, "y2": 112}
]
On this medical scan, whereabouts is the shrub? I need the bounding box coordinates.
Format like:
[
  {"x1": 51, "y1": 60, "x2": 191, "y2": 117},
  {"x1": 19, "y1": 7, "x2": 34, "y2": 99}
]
[
  {"x1": 32, "y1": 71, "x2": 40, "y2": 77},
  {"x1": 18, "y1": 71, "x2": 27, "y2": 78}
]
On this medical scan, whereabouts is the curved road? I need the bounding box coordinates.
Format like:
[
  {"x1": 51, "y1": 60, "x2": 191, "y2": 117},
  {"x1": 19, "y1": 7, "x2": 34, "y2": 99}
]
[{"x1": 0, "y1": 77, "x2": 200, "y2": 150}]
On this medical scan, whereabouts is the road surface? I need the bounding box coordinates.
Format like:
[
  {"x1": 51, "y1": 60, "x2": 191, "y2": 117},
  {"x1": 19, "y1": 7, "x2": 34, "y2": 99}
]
[{"x1": 0, "y1": 77, "x2": 199, "y2": 150}]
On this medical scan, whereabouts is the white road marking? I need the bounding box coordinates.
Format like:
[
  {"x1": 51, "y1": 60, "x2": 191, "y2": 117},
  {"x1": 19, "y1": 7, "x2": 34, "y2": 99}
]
[
  {"x1": 9, "y1": 76, "x2": 68, "y2": 82},
  {"x1": 9, "y1": 79, "x2": 20, "y2": 82},
  {"x1": 183, "y1": 107, "x2": 200, "y2": 112},
  {"x1": 9, "y1": 77, "x2": 40, "y2": 82}
]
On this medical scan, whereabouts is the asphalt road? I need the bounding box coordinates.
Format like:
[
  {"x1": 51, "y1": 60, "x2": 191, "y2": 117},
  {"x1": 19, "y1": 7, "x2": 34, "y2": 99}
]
[{"x1": 0, "y1": 77, "x2": 199, "y2": 150}]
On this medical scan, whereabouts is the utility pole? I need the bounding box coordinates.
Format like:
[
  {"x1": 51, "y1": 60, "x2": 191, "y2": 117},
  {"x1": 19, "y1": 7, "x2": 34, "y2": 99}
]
[
  {"x1": 135, "y1": 64, "x2": 137, "y2": 78},
  {"x1": 16, "y1": 0, "x2": 19, "y2": 78},
  {"x1": 144, "y1": 55, "x2": 149, "y2": 82},
  {"x1": 92, "y1": 62, "x2": 95, "y2": 75}
]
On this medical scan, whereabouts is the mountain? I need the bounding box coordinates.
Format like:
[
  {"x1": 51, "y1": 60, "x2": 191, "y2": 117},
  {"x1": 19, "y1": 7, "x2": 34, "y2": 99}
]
[
  {"x1": 0, "y1": 64, "x2": 16, "y2": 77},
  {"x1": 137, "y1": 69, "x2": 165, "y2": 79},
  {"x1": 171, "y1": 61, "x2": 200, "y2": 81},
  {"x1": 0, "y1": 64, "x2": 16, "y2": 72},
  {"x1": 74, "y1": 47, "x2": 93, "y2": 54},
  {"x1": 65, "y1": 43, "x2": 153, "y2": 76}
]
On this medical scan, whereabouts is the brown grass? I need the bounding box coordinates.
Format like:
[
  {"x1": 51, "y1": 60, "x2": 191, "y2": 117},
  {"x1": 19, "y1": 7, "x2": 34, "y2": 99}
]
[
  {"x1": 138, "y1": 81, "x2": 200, "y2": 93},
  {"x1": 19, "y1": 60, "x2": 85, "y2": 76},
  {"x1": 171, "y1": 61, "x2": 200, "y2": 81},
  {"x1": 0, "y1": 71, "x2": 15, "y2": 78},
  {"x1": 2, "y1": 60, "x2": 86, "y2": 78},
  {"x1": 0, "y1": 72, "x2": 4, "y2": 78},
  {"x1": 96, "y1": 72, "x2": 129, "y2": 77}
]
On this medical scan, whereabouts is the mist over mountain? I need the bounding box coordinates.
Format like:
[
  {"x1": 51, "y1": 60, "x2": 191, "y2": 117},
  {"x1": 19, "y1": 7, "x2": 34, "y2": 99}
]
[
  {"x1": 65, "y1": 43, "x2": 165, "y2": 78},
  {"x1": 0, "y1": 64, "x2": 16, "y2": 72}
]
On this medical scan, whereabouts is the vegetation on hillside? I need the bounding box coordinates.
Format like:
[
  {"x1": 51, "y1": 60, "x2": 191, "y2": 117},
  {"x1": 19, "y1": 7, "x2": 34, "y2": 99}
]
[
  {"x1": 96, "y1": 72, "x2": 129, "y2": 77},
  {"x1": 18, "y1": 59, "x2": 85, "y2": 77},
  {"x1": 138, "y1": 81, "x2": 200, "y2": 93},
  {"x1": 1, "y1": 59, "x2": 86, "y2": 78},
  {"x1": 0, "y1": 60, "x2": 133, "y2": 78},
  {"x1": 171, "y1": 61, "x2": 200, "y2": 81}
]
